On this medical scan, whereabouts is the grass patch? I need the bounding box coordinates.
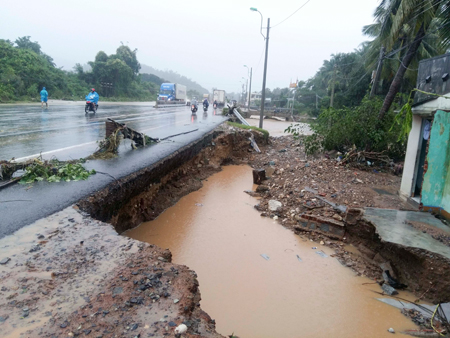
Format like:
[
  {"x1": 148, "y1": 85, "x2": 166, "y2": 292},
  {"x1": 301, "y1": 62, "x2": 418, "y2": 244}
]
[{"x1": 227, "y1": 121, "x2": 269, "y2": 142}]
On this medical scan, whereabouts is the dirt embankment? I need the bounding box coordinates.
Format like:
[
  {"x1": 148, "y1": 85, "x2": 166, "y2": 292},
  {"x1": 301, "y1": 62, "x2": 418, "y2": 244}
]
[{"x1": 0, "y1": 207, "x2": 221, "y2": 338}]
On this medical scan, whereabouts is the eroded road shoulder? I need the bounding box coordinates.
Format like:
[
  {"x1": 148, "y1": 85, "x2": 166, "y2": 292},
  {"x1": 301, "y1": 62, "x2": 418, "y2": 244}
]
[{"x1": 0, "y1": 207, "x2": 220, "y2": 338}]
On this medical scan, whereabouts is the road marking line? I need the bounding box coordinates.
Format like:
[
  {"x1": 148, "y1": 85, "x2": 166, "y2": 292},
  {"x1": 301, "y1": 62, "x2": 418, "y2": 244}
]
[{"x1": 11, "y1": 117, "x2": 207, "y2": 162}]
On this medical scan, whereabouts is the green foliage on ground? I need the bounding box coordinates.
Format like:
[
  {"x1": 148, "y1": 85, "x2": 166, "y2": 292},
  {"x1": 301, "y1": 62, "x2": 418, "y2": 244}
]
[
  {"x1": 286, "y1": 96, "x2": 405, "y2": 158},
  {"x1": 0, "y1": 37, "x2": 161, "y2": 103},
  {"x1": 227, "y1": 121, "x2": 269, "y2": 142},
  {"x1": 19, "y1": 158, "x2": 96, "y2": 184}
]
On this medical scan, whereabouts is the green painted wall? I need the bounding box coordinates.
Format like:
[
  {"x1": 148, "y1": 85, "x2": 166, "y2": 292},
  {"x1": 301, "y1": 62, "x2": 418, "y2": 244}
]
[{"x1": 422, "y1": 110, "x2": 450, "y2": 212}]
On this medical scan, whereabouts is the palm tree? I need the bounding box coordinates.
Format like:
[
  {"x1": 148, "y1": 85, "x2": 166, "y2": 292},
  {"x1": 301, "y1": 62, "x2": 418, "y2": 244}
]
[{"x1": 365, "y1": 0, "x2": 446, "y2": 119}]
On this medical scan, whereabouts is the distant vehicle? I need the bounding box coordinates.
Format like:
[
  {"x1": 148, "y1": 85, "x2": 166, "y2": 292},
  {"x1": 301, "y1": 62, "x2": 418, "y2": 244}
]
[
  {"x1": 157, "y1": 83, "x2": 186, "y2": 103},
  {"x1": 213, "y1": 90, "x2": 226, "y2": 107},
  {"x1": 191, "y1": 100, "x2": 198, "y2": 114}
]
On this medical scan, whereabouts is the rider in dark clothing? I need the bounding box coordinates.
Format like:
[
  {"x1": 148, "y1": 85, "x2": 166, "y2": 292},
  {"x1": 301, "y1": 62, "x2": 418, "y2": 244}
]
[{"x1": 203, "y1": 99, "x2": 209, "y2": 108}]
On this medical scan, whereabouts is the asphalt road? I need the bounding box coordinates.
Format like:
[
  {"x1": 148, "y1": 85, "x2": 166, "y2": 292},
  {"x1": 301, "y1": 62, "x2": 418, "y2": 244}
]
[
  {"x1": 0, "y1": 101, "x2": 224, "y2": 161},
  {"x1": 0, "y1": 102, "x2": 226, "y2": 238}
]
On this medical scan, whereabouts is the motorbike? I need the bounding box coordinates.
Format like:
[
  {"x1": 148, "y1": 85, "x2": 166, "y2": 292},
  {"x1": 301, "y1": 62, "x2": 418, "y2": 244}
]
[
  {"x1": 191, "y1": 102, "x2": 198, "y2": 114},
  {"x1": 213, "y1": 103, "x2": 217, "y2": 109},
  {"x1": 203, "y1": 103, "x2": 208, "y2": 112},
  {"x1": 85, "y1": 101, "x2": 98, "y2": 114}
]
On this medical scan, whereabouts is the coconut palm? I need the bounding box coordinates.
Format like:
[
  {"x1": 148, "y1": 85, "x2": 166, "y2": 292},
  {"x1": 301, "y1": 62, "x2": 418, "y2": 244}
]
[{"x1": 364, "y1": 0, "x2": 446, "y2": 119}]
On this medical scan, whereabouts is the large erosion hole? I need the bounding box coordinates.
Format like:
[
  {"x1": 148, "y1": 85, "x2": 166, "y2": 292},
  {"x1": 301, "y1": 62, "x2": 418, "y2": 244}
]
[{"x1": 78, "y1": 129, "x2": 264, "y2": 234}]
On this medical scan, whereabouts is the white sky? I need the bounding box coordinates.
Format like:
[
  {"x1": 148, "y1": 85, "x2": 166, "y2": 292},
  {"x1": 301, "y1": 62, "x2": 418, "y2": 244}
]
[{"x1": 1, "y1": 0, "x2": 379, "y2": 93}]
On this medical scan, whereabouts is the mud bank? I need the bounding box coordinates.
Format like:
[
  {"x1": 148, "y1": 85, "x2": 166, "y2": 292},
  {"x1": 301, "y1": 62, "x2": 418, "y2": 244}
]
[{"x1": 0, "y1": 207, "x2": 220, "y2": 338}]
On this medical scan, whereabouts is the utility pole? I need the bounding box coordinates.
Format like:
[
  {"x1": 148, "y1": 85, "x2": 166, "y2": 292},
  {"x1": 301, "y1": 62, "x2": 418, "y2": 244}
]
[
  {"x1": 330, "y1": 64, "x2": 337, "y2": 108},
  {"x1": 370, "y1": 46, "x2": 385, "y2": 98},
  {"x1": 259, "y1": 18, "x2": 270, "y2": 129},
  {"x1": 247, "y1": 67, "x2": 252, "y2": 110}
]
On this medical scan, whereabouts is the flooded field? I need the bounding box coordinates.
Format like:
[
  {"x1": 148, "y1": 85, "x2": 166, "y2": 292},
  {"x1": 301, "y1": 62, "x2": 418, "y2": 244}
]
[{"x1": 126, "y1": 165, "x2": 418, "y2": 338}]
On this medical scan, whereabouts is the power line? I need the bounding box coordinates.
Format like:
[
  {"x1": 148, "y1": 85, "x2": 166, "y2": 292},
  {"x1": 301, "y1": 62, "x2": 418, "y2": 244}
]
[{"x1": 271, "y1": 0, "x2": 312, "y2": 28}]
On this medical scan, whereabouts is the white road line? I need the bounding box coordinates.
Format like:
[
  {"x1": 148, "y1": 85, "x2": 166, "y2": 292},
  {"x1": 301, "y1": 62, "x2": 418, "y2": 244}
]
[{"x1": 12, "y1": 118, "x2": 201, "y2": 162}]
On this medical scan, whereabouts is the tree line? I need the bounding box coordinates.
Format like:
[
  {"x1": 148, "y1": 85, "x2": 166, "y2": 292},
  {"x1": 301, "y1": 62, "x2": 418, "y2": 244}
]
[{"x1": 0, "y1": 36, "x2": 164, "y2": 102}]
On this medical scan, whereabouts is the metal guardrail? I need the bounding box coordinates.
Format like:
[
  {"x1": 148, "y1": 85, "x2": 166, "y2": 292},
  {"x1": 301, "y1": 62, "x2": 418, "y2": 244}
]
[{"x1": 231, "y1": 107, "x2": 250, "y2": 126}]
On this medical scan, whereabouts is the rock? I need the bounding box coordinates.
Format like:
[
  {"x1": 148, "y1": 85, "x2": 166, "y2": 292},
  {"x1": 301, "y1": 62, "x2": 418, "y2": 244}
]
[
  {"x1": 256, "y1": 185, "x2": 269, "y2": 193},
  {"x1": 268, "y1": 200, "x2": 282, "y2": 211},
  {"x1": 388, "y1": 328, "x2": 395, "y2": 333},
  {"x1": 0, "y1": 257, "x2": 10, "y2": 265},
  {"x1": 265, "y1": 166, "x2": 275, "y2": 177},
  {"x1": 320, "y1": 241, "x2": 324, "y2": 245},
  {"x1": 112, "y1": 287, "x2": 123, "y2": 296},
  {"x1": 0, "y1": 315, "x2": 9, "y2": 322},
  {"x1": 305, "y1": 163, "x2": 310, "y2": 167},
  {"x1": 168, "y1": 321, "x2": 177, "y2": 327},
  {"x1": 381, "y1": 283, "x2": 398, "y2": 295},
  {"x1": 174, "y1": 324, "x2": 187, "y2": 334},
  {"x1": 174, "y1": 299, "x2": 180, "y2": 304},
  {"x1": 332, "y1": 214, "x2": 343, "y2": 221}
]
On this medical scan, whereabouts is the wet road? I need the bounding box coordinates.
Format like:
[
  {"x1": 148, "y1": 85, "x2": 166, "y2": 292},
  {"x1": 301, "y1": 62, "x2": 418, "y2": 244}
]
[
  {"x1": 0, "y1": 102, "x2": 223, "y2": 160},
  {"x1": 0, "y1": 102, "x2": 226, "y2": 239}
]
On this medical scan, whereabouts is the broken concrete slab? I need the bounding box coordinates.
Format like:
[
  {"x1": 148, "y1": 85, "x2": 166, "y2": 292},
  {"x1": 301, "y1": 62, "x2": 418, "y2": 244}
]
[{"x1": 363, "y1": 208, "x2": 450, "y2": 260}]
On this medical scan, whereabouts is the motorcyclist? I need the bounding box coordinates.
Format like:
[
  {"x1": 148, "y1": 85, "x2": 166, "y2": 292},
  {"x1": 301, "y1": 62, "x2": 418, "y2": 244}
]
[
  {"x1": 203, "y1": 98, "x2": 209, "y2": 109},
  {"x1": 85, "y1": 88, "x2": 99, "y2": 109},
  {"x1": 213, "y1": 100, "x2": 218, "y2": 108}
]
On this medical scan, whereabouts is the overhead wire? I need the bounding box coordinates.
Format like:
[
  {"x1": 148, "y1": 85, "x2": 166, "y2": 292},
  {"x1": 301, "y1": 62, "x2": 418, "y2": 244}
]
[{"x1": 271, "y1": 0, "x2": 312, "y2": 28}]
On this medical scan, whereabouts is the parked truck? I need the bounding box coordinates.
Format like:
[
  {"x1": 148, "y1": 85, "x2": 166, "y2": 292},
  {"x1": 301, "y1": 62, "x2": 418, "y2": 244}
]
[
  {"x1": 213, "y1": 90, "x2": 226, "y2": 107},
  {"x1": 157, "y1": 83, "x2": 186, "y2": 104}
]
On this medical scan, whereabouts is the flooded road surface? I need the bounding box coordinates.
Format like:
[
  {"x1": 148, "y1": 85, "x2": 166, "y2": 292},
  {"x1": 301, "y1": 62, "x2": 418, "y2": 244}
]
[{"x1": 126, "y1": 165, "x2": 418, "y2": 338}]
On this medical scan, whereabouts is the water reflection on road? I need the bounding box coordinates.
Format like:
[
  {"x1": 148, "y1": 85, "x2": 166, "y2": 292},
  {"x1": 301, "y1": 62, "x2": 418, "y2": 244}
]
[
  {"x1": 126, "y1": 165, "x2": 418, "y2": 338},
  {"x1": 0, "y1": 103, "x2": 223, "y2": 160}
]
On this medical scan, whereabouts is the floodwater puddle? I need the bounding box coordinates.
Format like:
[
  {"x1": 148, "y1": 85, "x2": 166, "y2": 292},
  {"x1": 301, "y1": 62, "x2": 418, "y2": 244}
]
[{"x1": 126, "y1": 165, "x2": 419, "y2": 338}]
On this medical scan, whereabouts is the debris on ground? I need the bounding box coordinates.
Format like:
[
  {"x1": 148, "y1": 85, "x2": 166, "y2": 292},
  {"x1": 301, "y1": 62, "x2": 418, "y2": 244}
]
[
  {"x1": 0, "y1": 157, "x2": 95, "y2": 185},
  {"x1": 89, "y1": 119, "x2": 159, "y2": 159}
]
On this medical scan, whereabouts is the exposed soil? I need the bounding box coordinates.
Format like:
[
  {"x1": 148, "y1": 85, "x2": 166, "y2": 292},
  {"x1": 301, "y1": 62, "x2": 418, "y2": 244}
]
[{"x1": 0, "y1": 207, "x2": 220, "y2": 338}]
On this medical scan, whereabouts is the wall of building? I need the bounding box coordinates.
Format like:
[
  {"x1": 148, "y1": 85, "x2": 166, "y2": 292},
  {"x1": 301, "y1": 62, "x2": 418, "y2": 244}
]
[
  {"x1": 400, "y1": 115, "x2": 423, "y2": 199},
  {"x1": 422, "y1": 110, "x2": 450, "y2": 213}
]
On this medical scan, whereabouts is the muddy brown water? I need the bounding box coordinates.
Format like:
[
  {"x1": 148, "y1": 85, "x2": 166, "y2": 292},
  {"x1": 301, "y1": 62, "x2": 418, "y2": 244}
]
[{"x1": 126, "y1": 165, "x2": 418, "y2": 338}]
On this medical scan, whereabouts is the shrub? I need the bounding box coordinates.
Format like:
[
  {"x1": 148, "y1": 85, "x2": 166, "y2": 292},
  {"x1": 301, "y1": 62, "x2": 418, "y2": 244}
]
[{"x1": 286, "y1": 96, "x2": 405, "y2": 159}]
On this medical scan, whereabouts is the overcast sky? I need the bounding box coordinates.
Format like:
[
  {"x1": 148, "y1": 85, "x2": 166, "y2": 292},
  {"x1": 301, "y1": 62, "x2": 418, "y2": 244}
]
[{"x1": 1, "y1": 0, "x2": 380, "y2": 93}]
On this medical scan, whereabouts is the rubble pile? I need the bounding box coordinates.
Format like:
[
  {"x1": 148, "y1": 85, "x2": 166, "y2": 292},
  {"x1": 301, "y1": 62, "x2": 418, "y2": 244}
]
[{"x1": 250, "y1": 136, "x2": 406, "y2": 223}]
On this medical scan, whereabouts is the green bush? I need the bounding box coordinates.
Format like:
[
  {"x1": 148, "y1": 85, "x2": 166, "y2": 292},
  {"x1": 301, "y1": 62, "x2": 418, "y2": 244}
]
[{"x1": 286, "y1": 96, "x2": 405, "y2": 158}]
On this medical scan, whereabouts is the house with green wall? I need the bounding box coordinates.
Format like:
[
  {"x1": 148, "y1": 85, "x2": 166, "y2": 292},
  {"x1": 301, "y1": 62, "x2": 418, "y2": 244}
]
[{"x1": 400, "y1": 53, "x2": 450, "y2": 219}]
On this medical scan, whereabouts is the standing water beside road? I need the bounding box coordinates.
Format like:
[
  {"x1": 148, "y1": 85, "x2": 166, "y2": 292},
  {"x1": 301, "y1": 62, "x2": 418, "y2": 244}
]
[{"x1": 126, "y1": 165, "x2": 418, "y2": 338}]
